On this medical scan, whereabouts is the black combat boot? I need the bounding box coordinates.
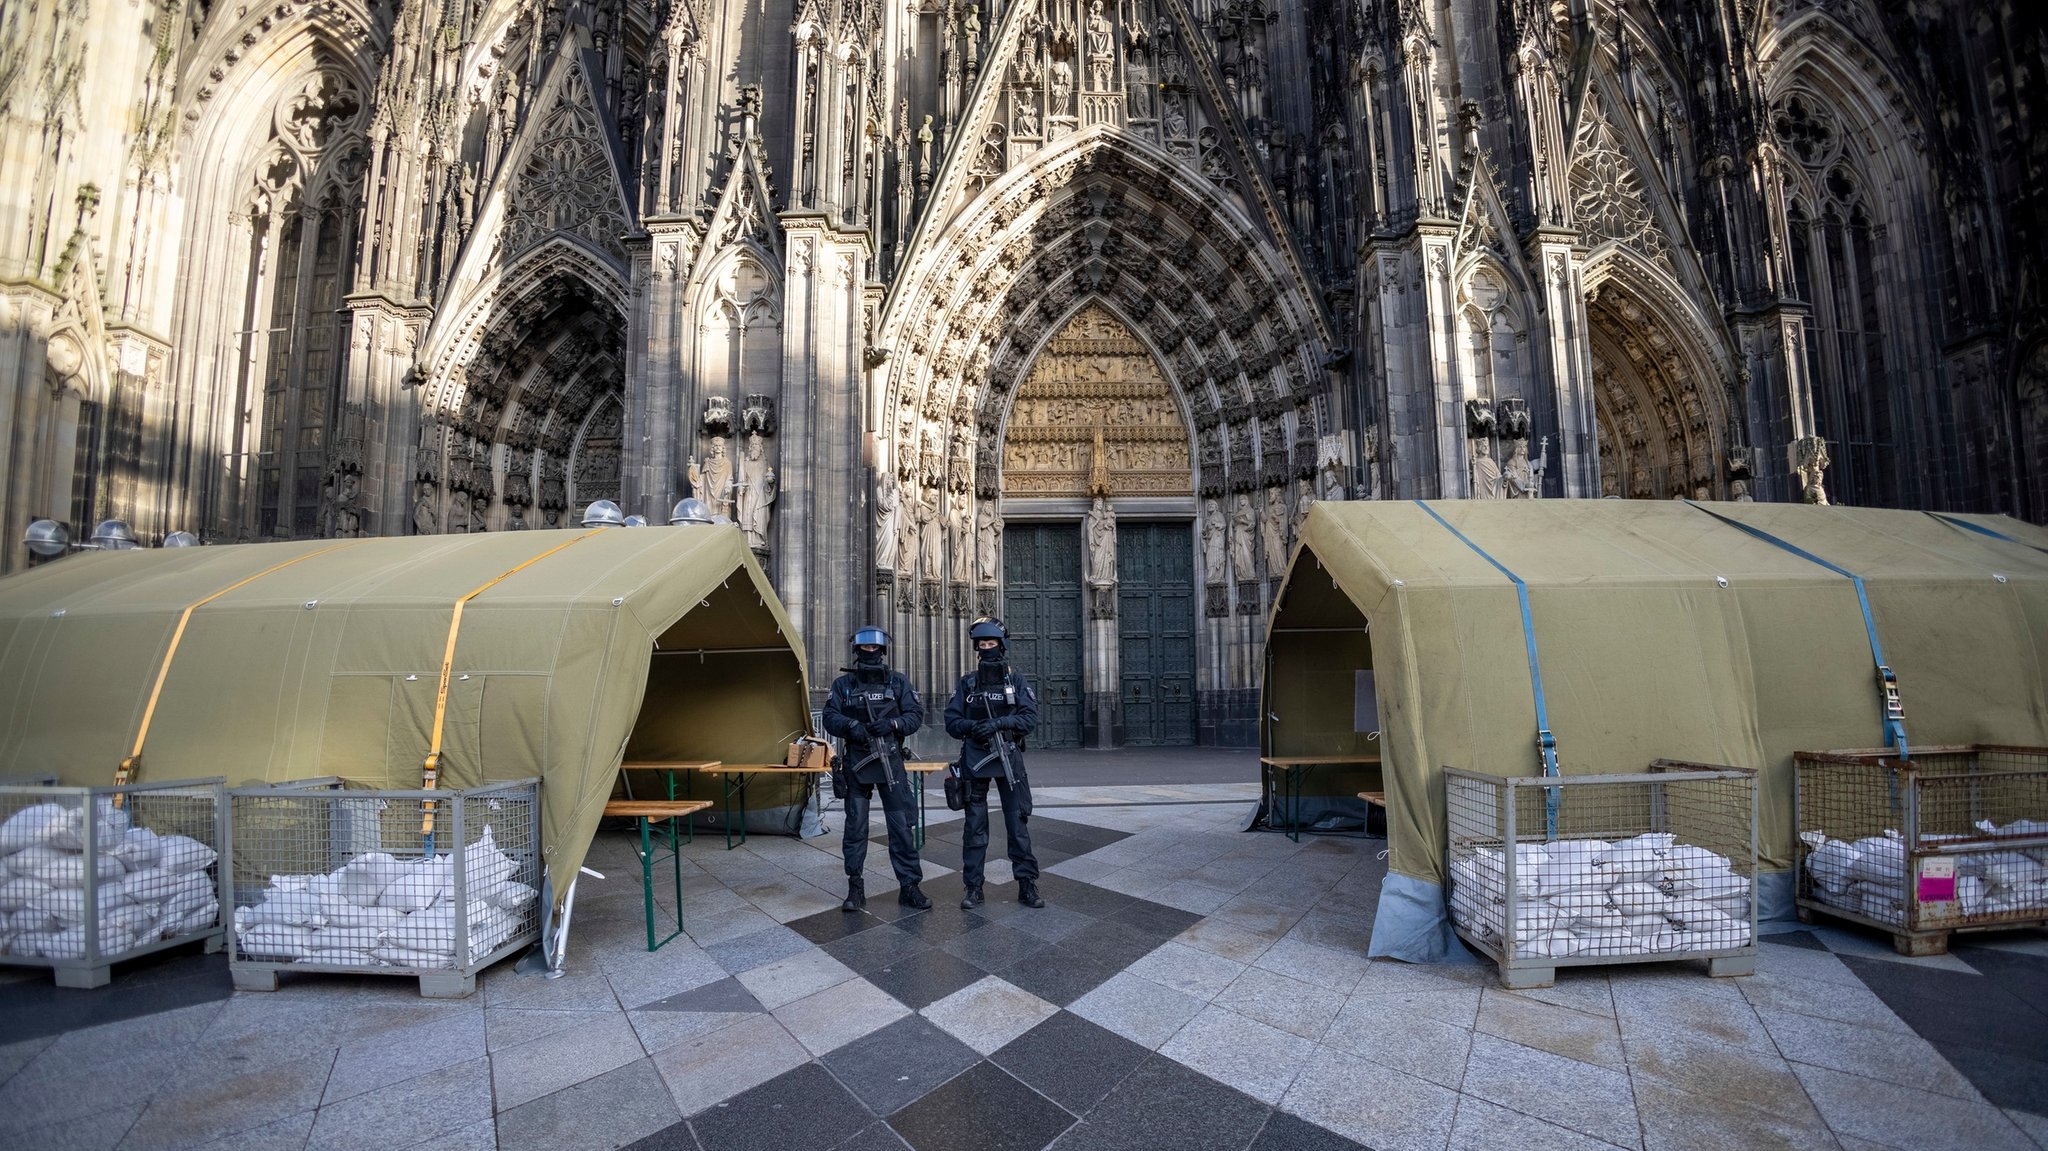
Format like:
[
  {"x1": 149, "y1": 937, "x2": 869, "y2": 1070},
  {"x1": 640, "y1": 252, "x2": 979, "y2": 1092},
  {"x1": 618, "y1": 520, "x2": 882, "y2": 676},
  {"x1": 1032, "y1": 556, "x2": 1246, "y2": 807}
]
[
  {"x1": 960, "y1": 885, "x2": 985, "y2": 909},
  {"x1": 899, "y1": 882, "x2": 932, "y2": 910},
  {"x1": 842, "y1": 877, "x2": 866, "y2": 911},
  {"x1": 1018, "y1": 880, "x2": 1045, "y2": 908}
]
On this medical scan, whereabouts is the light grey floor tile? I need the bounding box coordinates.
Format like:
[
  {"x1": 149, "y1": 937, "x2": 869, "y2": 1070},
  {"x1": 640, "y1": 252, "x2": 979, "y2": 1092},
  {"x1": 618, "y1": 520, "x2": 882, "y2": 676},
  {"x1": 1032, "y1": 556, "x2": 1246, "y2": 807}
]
[
  {"x1": 1127, "y1": 940, "x2": 1248, "y2": 1001},
  {"x1": 651, "y1": 1013, "x2": 809, "y2": 1117},
  {"x1": 1174, "y1": 917, "x2": 1280, "y2": 964},
  {"x1": 1477, "y1": 988, "x2": 1626, "y2": 1070},
  {"x1": 1088, "y1": 867, "x2": 1171, "y2": 899},
  {"x1": 304, "y1": 1058, "x2": 492, "y2": 1151},
  {"x1": 119, "y1": 1049, "x2": 337, "y2": 1151},
  {"x1": 1492, "y1": 972, "x2": 1616, "y2": 1018},
  {"x1": 774, "y1": 976, "x2": 911, "y2": 1055},
  {"x1": 402, "y1": 1118, "x2": 499, "y2": 1151},
  {"x1": 1449, "y1": 1095, "x2": 1635, "y2": 1151},
  {"x1": 495, "y1": 1057, "x2": 679, "y2": 1151},
  {"x1": 1610, "y1": 971, "x2": 1774, "y2": 1053},
  {"x1": 736, "y1": 948, "x2": 858, "y2": 1010},
  {"x1": 1322, "y1": 991, "x2": 1474, "y2": 1089},
  {"x1": 1755, "y1": 941, "x2": 1869, "y2": 987},
  {"x1": 1760, "y1": 1007, "x2": 1983, "y2": 1101},
  {"x1": 704, "y1": 924, "x2": 817, "y2": 975},
  {"x1": 1352, "y1": 961, "x2": 1492, "y2": 999},
  {"x1": 735, "y1": 877, "x2": 843, "y2": 922},
  {"x1": 1280, "y1": 1046, "x2": 1460, "y2": 1151},
  {"x1": 1158, "y1": 1003, "x2": 1316, "y2": 1104},
  {"x1": 1736, "y1": 970, "x2": 1914, "y2": 1033},
  {"x1": 1792, "y1": 1062, "x2": 2037, "y2": 1151},
  {"x1": 1069, "y1": 971, "x2": 1208, "y2": 1050},
  {"x1": 489, "y1": 1012, "x2": 645, "y2": 1111},
  {"x1": 323, "y1": 1009, "x2": 487, "y2": 1105},
  {"x1": 184, "y1": 1108, "x2": 317, "y2": 1151},
  {"x1": 1805, "y1": 925, "x2": 1981, "y2": 974},
  {"x1": 1145, "y1": 879, "x2": 1237, "y2": 915},
  {"x1": 1210, "y1": 897, "x2": 1310, "y2": 938},
  {"x1": 1632, "y1": 1077, "x2": 1841, "y2": 1151},
  {"x1": 0, "y1": 1032, "x2": 60, "y2": 1089},
  {"x1": 1461, "y1": 1033, "x2": 1642, "y2": 1149},
  {"x1": 1252, "y1": 937, "x2": 1371, "y2": 995},
  {"x1": 1213, "y1": 965, "x2": 1347, "y2": 1040},
  {"x1": 628, "y1": 1008, "x2": 758, "y2": 1055},
  {"x1": 2002, "y1": 1109, "x2": 2047, "y2": 1150},
  {"x1": 11, "y1": 1101, "x2": 144, "y2": 1151},
  {"x1": 681, "y1": 905, "x2": 781, "y2": 947},
  {"x1": 480, "y1": 962, "x2": 622, "y2": 1013},
  {"x1": 1283, "y1": 909, "x2": 1375, "y2": 955},
  {"x1": 600, "y1": 941, "x2": 730, "y2": 1007},
  {"x1": 920, "y1": 975, "x2": 1059, "y2": 1055},
  {"x1": 1621, "y1": 1023, "x2": 1818, "y2": 1131},
  {"x1": 483, "y1": 1007, "x2": 620, "y2": 1053}
]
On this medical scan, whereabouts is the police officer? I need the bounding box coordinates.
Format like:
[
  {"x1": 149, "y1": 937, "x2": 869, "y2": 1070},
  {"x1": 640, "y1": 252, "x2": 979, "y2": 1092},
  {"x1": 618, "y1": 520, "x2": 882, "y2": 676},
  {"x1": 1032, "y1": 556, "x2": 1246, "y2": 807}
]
[
  {"x1": 944, "y1": 617, "x2": 1045, "y2": 909},
  {"x1": 822, "y1": 627, "x2": 933, "y2": 911}
]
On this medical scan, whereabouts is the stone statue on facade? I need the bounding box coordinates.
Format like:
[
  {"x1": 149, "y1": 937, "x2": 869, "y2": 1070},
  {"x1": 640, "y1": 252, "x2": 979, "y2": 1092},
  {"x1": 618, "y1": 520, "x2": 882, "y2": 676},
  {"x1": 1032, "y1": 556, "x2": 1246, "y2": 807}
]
[
  {"x1": 688, "y1": 435, "x2": 737, "y2": 519},
  {"x1": 1086, "y1": 0, "x2": 1114, "y2": 89},
  {"x1": 738, "y1": 431, "x2": 777, "y2": 551},
  {"x1": 413, "y1": 485, "x2": 437, "y2": 535},
  {"x1": 1050, "y1": 59, "x2": 1073, "y2": 117},
  {"x1": 1086, "y1": 495, "x2": 1117, "y2": 585},
  {"x1": 976, "y1": 503, "x2": 1002, "y2": 583},
  {"x1": 1502, "y1": 436, "x2": 1538, "y2": 498},
  {"x1": 1794, "y1": 435, "x2": 1831, "y2": 505},
  {"x1": 1202, "y1": 496, "x2": 1227, "y2": 580},
  {"x1": 1470, "y1": 437, "x2": 1504, "y2": 499},
  {"x1": 1229, "y1": 492, "x2": 1257, "y2": 584},
  {"x1": 949, "y1": 495, "x2": 975, "y2": 584},
  {"x1": 915, "y1": 489, "x2": 944, "y2": 579},
  {"x1": 875, "y1": 479, "x2": 902, "y2": 570},
  {"x1": 1261, "y1": 486, "x2": 1288, "y2": 573}
]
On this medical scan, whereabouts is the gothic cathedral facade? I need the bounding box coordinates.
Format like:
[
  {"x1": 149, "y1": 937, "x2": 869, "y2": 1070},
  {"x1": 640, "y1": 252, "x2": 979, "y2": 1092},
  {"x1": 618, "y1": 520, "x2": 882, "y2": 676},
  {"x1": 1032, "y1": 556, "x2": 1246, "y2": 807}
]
[{"x1": 2, "y1": 0, "x2": 2042, "y2": 744}]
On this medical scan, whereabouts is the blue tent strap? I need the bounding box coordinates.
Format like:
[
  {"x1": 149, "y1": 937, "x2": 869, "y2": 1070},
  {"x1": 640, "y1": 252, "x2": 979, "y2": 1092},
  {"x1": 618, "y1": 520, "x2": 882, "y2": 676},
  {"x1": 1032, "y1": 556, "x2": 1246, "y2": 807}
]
[
  {"x1": 1414, "y1": 502, "x2": 1562, "y2": 837},
  {"x1": 1927, "y1": 512, "x2": 2048, "y2": 556},
  {"x1": 1685, "y1": 502, "x2": 1908, "y2": 760}
]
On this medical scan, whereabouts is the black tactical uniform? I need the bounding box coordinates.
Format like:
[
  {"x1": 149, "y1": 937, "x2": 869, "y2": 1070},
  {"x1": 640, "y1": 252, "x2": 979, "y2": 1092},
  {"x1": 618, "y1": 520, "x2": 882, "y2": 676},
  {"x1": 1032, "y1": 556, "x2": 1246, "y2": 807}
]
[
  {"x1": 822, "y1": 627, "x2": 931, "y2": 910},
  {"x1": 944, "y1": 617, "x2": 1045, "y2": 909}
]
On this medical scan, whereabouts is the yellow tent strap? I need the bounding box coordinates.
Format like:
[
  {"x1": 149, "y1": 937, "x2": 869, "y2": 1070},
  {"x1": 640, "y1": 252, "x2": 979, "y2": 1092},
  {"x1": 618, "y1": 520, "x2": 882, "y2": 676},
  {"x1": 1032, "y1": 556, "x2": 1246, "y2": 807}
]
[
  {"x1": 422, "y1": 529, "x2": 606, "y2": 840},
  {"x1": 117, "y1": 541, "x2": 366, "y2": 798}
]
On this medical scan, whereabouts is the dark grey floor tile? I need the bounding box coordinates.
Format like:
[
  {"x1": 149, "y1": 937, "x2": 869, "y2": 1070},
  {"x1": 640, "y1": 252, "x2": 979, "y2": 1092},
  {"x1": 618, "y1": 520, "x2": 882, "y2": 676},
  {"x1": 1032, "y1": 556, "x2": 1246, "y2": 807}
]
[
  {"x1": 888, "y1": 1061, "x2": 1078, "y2": 1151},
  {"x1": 709, "y1": 925, "x2": 819, "y2": 974},
  {"x1": 1059, "y1": 920, "x2": 1173, "y2": 970},
  {"x1": 1246, "y1": 1110, "x2": 1371, "y2": 1151},
  {"x1": 893, "y1": 908, "x2": 991, "y2": 945},
  {"x1": 637, "y1": 975, "x2": 766, "y2": 1014},
  {"x1": 995, "y1": 944, "x2": 1127, "y2": 1007},
  {"x1": 498, "y1": 1057, "x2": 682, "y2": 1151},
  {"x1": 823, "y1": 924, "x2": 932, "y2": 975},
  {"x1": 787, "y1": 908, "x2": 893, "y2": 945},
  {"x1": 0, "y1": 944, "x2": 232, "y2": 1043},
  {"x1": 864, "y1": 948, "x2": 991, "y2": 1011},
  {"x1": 1030, "y1": 879, "x2": 1137, "y2": 921},
  {"x1": 1841, "y1": 954, "x2": 2048, "y2": 1062},
  {"x1": 998, "y1": 904, "x2": 1094, "y2": 945},
  {"x1": 941, "y1": 921, "x2": 1054, "y2": 974},
  {"x1": 687, "y1": 1061, "x2": 874, "y2": 1151},
  {"x1": 830, "y1": 1121, "x2": 914, "y2": 1151},
  {"x1": 822, "y1": 1015, "x2": 982, "y2": 1116},
  {"x1": 990, "y1": 1010, "x2": 1150, "y2": 1115},
  {"x1": 620, "y1": 1120, "x2": 703, "y2": 1150},
  {"x1": 1057, "y1": 1055, "x2": 1270, "y2": 1151},
  {"x1": 1115, "y1": 901, "x2": 1203, "y2": 938},
  {"x1": 1952, "y1": 943, "x2": 2048, "y2": 1016},
  {"x1": 1938, "y1": 1041, "x2": 2048, "y2": 1114},
  {"x1": 1760, "y1": 929, "x2": 1827, "y2": 950}
]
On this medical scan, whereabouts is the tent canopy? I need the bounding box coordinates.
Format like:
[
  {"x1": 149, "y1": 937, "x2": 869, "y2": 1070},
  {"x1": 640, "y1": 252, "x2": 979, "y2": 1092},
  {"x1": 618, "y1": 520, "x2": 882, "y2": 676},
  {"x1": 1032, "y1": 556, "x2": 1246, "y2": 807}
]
[
  {"x1": 0, "y1": 525, "x2": 811, "y2": 896},
  {"x1": 1267, "y1": 501, "x2": 2048, "y2": 956}
]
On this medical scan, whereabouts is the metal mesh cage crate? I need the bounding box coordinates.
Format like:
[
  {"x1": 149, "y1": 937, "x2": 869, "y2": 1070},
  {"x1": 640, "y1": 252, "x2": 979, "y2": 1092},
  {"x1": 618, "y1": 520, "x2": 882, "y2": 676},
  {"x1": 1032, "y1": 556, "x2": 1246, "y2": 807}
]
[
  {"x1": 225, "y1": 778, "x2": 542, "y2": 998},
  {"x1": 1444, "y1": 761, "x2": 1758, "y2": 989},
  {"x1": 1794, "y1": 745, "x2": 2048, "y2": 955},
  {"x1": 0, "y1": 778, "x2": 228, "y2": 989}
]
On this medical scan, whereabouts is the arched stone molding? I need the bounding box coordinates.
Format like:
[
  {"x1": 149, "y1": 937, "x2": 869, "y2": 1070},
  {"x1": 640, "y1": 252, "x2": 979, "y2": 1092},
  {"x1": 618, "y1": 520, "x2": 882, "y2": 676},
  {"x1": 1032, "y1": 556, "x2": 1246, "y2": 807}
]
[
  {"x1": 175, "y1": 0, "x2": 383, "y2": 137},
  {"x1": 1581, "y1": 247, "x2": 1735, "y2": 499}
]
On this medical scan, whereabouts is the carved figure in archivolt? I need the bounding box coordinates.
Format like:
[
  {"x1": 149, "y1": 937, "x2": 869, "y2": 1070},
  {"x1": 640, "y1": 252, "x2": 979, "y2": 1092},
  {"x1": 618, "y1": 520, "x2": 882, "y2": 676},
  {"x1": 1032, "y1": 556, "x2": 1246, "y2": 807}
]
[
  {"x1": 1229, "y1": 492, "x2": 1257, "y2": 583},
  {"x1": 738, "y1": 431, "x2": 778, "y2": 550},
  {"x1": 1050, "y1": 59, "x2": 1073, "y2": 117},
  {"x1": 1202, "y1": 497, "x2": 1227, "y2": 581},
  {"x1": 875, "y1": 479, "x2": 903, "y2": 571},
  {"x1": 976, "y1": 504, "x2": 1002, "y2": 584},
  {"x1": 689, "y1": 435, "x2": 737, "y2": 518}
]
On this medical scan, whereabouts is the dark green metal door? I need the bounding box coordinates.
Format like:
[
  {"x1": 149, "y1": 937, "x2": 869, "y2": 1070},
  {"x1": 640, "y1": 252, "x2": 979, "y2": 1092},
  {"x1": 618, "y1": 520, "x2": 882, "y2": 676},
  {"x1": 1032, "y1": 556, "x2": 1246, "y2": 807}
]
[
  {"x1": 1117, "y1": 522, "x2": 1196, "y2": 746},
  {"x1": 1003, "y1": 523, "x2": 1083, "y2": 748}
]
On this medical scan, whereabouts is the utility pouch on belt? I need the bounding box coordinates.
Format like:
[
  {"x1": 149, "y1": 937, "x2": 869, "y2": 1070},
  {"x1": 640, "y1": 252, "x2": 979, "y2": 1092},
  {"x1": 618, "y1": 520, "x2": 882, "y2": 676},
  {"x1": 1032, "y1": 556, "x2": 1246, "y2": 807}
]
[
  {"x1": 829, "y1": 753, "x2": 850, "y2": 800},
  {"x1": 943, "y1": 761, "x2": 966, "y2": 811}
]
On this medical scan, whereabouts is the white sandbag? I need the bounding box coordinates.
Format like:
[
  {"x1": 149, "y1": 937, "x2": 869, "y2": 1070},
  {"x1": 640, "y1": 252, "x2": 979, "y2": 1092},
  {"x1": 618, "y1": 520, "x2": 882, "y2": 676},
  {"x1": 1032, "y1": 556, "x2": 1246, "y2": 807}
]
[
  {"x1": 1800, "y1": 832, "x2": 1861, "y2": 894},
  {"x1": 109, "y1": 827, "x2": 163, "y2": 871},
  {"x1": 30, "y1": 885, "x2": 131, "y2": 926},
  {"x1": 319, "y1": 896, "x2": 407, "y2": 930},
  {"x1": 468, "y1": 905, "x2": 517, "y2": 957},
  {"x1": 157, "y1": 899, "x2": 218, "y2": 938},
  {"x1": 29, "y1": 850, "x2": 125, "y2": 889},
  {"x1": 10, "y1": 908, "x2": 58, "y2": 933},
  {"x1": 307, "y1": 925, "x2": 387, "y2": 952},
  {"x1": 1449, "y1": 857, "x2": 1504, "y2": 904},
  {"x1": 0, "y1": 804, "x2": 71, "y2": 853},
  {"x1": 1597, "y1": 833, "x2": 1678, "y2": 882},
  {"x1": 298, "y1": 950, "x2": 382, "y2": 967},
  {"x1": 1548, "y1": 890, "x2": 1618, "y2": 917},
  {"x1": 237, "y1": 923, "x2": 314, "y2": 960},
  {"x1": 483, "y1": 881, "x2": 537, "y2": 912},
  {"x1": 1568, "y1": 927, "x2": 1632, "y2": 955},
  {"x1": 238, "y1": 890, "x2": 327, "y2": 928},
  {"x1": 162, "y1": 871, "x2": 214, "y2": 907},
  {"x1": 1981, "y1": 853, "x2": 2047, "y2": 893},
  {"x1": 1956, "y1": 875, "x2": 1987, "y2": 916},
  {"x1": 462, "y1": 826, "x2": 518, "y2": 892},
  {"x1": 6, "y1": 843, "x2": 68, "y2": 879},
  {"x1": 1848, "y1": 834, "x2": 1905, "y2": 884},
  {"x1": 1609, "y1": 882, "x2": 1667, "y2": 915},
  {"x1": 336, "y1": 853, "x2": 408, "y2": 907},
  {"x1": 0, "y1": 874, "x2": 51, "y2": 912},
  {"x1": 378, "y1": 857, "x2": 451, "y2": 911},
  {"x1": 1977, "y1": 818, "x2": 2048, "y2": 840},
  {"x1": 110, "y1": 867, "x2": 182, "y2": 905},
  {"x1": 371, "y1": 944, "x2": 455, "y2": 968},
  {"x1": 156, "y1": 835, "x2": 217, "y2": 874}
]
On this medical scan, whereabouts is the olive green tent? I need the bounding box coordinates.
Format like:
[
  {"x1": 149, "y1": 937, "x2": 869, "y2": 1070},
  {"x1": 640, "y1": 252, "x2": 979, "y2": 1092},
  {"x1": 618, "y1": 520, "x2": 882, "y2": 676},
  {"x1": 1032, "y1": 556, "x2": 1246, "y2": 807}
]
[
  {"x1": 1265, "y1": 500, "x2": 2048, "y2": 961},
  {"x1": 0, "y1": 525, "x2": 811, "y2": 906}
]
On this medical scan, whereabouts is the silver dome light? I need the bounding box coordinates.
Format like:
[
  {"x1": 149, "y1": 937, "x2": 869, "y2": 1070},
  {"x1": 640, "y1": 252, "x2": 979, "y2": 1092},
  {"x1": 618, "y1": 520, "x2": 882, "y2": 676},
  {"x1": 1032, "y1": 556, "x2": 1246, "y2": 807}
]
[
  {"x1": 162, "y1": 531, "x2": 201, "y2": 547},
  {"x1": 91, "y1": 519, "x2": 140, "y2": 550},
  {"x1": 580, "y1": 500, "x2": 626, "y2": 527},
  {"x1": 23, "y1": 519, "x2": 70, "y2": 557},
  {"x1": 668, "y1": 497, "x2": 715, "y2": 525},
  {"x1": 622, "y1": 514, "x2": 649, "y2": 527}
]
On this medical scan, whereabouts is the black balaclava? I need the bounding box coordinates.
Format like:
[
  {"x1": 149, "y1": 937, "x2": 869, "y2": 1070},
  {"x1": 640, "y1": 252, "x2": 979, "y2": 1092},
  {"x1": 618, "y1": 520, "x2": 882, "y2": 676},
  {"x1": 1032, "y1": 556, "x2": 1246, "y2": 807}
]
[
  {"x1": 854, "y1": 645, "x2": 889, "y2": 682},
  {"x1": 975, "y1": 642, "x2": 1007, "y2": 686}
]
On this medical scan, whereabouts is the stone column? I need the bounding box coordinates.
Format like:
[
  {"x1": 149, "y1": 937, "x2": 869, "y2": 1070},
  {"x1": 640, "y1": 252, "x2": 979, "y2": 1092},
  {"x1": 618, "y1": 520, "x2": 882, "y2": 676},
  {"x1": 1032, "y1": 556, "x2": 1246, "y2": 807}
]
[{"x1": 1531, "y1": 232, "x2": 1598, "y2": 497}]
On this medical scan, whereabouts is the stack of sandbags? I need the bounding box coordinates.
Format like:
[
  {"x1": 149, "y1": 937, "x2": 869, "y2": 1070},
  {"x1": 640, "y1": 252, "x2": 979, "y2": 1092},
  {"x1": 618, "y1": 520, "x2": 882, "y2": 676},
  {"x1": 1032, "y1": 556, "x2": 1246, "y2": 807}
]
[
  {"x1": 1803, "y1": 822, "x2": 2048, "y2": 922},
  {"x1": 1449, "y1": 832, "x2": 1753, "y2": 960},
  {"x1": 0, "y1": 800, "x2": 220, "y2": 961},
  {"x1": 232, "y1": 825, "x2": 534, "y2": 970}
]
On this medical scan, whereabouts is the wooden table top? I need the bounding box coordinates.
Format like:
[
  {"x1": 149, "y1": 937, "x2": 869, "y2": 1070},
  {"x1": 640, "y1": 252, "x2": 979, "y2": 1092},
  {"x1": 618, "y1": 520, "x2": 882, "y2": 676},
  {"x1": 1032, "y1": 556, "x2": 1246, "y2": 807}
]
[
  {"x1": 620, "y1": 760, "x2": 723, "y2": 772},
  {"x1": 1260, "y1": 756, "x2": 1382, "y2": 767},
  {"x1": 602, "y1": 799, "x2": 714, "y2": 818},
  {"x1": 1357, "y1": 790, "x2": 1388, "y2": 805}
]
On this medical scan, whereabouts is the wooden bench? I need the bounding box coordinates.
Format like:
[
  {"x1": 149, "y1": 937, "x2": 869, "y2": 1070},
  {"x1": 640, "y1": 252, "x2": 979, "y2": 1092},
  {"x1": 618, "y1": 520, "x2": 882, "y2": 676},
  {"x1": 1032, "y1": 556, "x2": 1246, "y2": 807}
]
[
  {"x1": 602, "y1": 799, "x2": 713, "y2": 951},
  {"x1": 1259, "y1": 756, "x2": 1382, "y2": 841}
]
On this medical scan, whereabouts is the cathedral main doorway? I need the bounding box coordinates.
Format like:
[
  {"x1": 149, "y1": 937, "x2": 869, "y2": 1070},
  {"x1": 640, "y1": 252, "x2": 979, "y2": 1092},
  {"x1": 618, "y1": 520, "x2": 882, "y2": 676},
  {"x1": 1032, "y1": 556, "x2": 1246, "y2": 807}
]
[
  {"x1": 1115, "y1": 522, "x2": 1196, "y2": 746},
  {"x1": 1001, "y1": 522, "x2": 1084, "y2": 748}
]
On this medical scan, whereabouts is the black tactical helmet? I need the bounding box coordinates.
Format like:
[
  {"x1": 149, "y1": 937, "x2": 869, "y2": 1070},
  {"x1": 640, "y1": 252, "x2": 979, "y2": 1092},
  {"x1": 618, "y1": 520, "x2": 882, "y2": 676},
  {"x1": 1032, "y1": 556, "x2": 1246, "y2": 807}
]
[
  {"x1": 968, "y1": 617, "x2": 1008, "y2": 654},
  {"x1": 851, "y1": 626, "x2": 890, "y2": 654}
]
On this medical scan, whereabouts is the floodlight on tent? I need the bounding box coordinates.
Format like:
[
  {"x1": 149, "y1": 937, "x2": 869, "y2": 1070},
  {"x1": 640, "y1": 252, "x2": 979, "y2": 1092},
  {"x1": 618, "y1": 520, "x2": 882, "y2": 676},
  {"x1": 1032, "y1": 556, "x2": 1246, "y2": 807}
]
[
  {"x1": 580, "y1": 500, "x2": 626, "y2": 527},
  {"x1": 163, "y1": 530, "x2": 201, "y2": 547},
  {"x1": 622, "y1": 514, "x2": 649, "y2": 527},
  {"x1": 23, "y1": 519, "x2": 70, "y2": 557},
  {"x1": 668, "y1": 498, "x2": 715, "y2": 525},
  {"x1": 91, "y1": 519, "x2": 140, "y2": 549}
]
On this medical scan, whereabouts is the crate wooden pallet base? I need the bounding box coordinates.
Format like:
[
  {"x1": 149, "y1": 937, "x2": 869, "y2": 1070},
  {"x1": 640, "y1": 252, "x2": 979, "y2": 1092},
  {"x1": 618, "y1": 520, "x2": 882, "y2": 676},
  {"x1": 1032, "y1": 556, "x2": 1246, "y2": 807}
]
[
  {"x1": 1457, "y1": 929, "x2": 1757, "y2": 989},
  {"x1": 229, "y1": 931, "x2": 537, "y2": 998},
  {"x1": 1794, "y1": 898, "x2": 2048, "y2": 957}
]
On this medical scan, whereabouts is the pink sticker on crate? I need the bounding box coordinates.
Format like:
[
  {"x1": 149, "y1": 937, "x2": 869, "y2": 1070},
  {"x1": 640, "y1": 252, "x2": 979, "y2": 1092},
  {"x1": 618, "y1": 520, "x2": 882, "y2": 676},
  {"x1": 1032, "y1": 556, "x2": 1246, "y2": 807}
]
[{"x1": 1917, "y1": 856, "x2": 1956, "y2": 903}]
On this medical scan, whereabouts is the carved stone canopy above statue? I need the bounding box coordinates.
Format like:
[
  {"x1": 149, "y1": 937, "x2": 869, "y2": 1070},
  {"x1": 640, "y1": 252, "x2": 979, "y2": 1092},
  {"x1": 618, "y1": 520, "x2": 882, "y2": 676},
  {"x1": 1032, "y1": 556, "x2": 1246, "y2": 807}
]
[{"x1": 1001, "y1": 304, "x2": 1191, "y2": 498}]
